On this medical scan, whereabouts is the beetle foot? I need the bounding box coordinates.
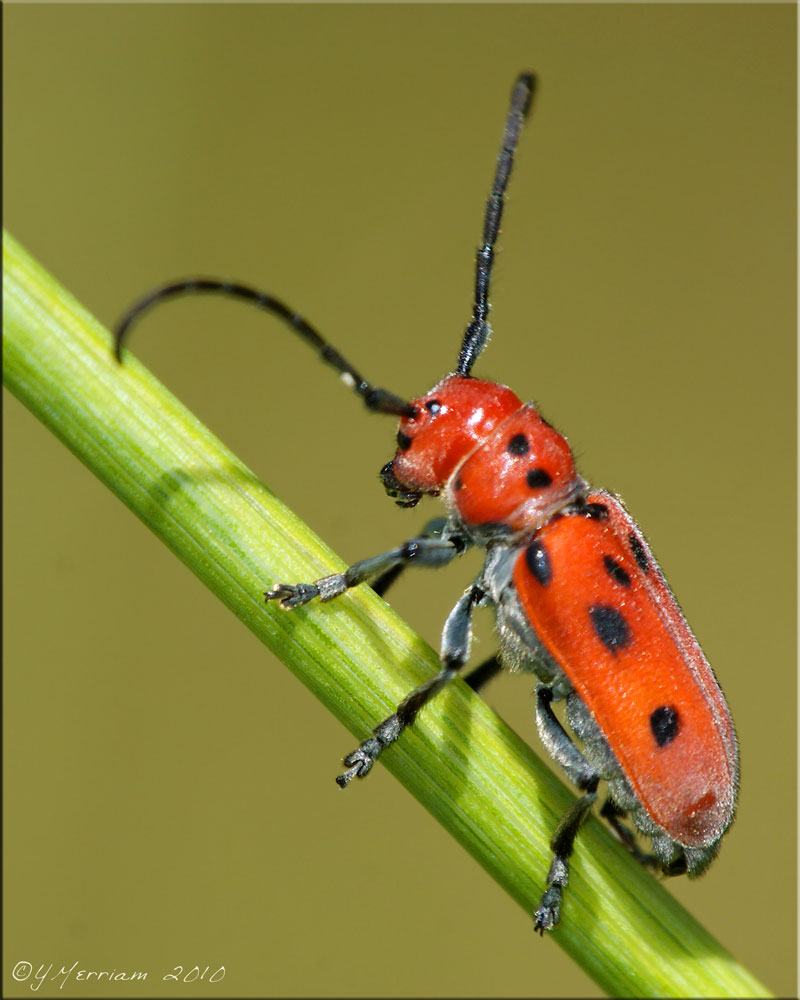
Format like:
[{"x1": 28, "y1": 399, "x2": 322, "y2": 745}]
[
  {"x1": 264, "y1": 583, "x2": 319, "y2": 609},
  {"x1": 336, "y1": 738, "x2": 383, "y2": 787},
  {"x1": 533, "y1": 886, "x2": 562, "y2": 935}
]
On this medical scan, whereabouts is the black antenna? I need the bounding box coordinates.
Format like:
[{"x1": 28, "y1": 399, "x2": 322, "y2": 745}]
[
  {"x1": 113, "y1": 279, "x2": 416, "y2": 418},
  {"x1": 455, "y1": 72, "x2": 536, "y2": 378}
]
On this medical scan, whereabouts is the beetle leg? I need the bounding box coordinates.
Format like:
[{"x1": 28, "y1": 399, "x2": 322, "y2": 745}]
[
  {"x1": 336, "y1": 582, "x2": 485, "y2": 787},
  {"x1": 598, "y1": 799, "x2": 688, "y2": 876},
  {"x1": 463, "y1": 654, "x2": 503, "y2": 694},
  {"x1": 370, "y1": 518, "x2": 450, "y2": 598},
  {"x1": 599, "y1": 798, "x2": 660, "y2": 871},
  {"x1": 535, "y1": 686, "x2": 597, "y2": 786},
  {"x1": 533, "y1": 686, "x2": 599, "y2": 933},
  {"x1": 265, "y1": 529, "x2": 466, "y2": 609}
]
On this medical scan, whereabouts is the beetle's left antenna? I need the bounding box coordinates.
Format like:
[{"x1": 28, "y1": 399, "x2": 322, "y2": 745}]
[
  {"x1": 113, "y1": 279, "x2": 416, "y2": 418},
  {"x1": 455, "y1": 72, "x2": 536, "y2": 378}
]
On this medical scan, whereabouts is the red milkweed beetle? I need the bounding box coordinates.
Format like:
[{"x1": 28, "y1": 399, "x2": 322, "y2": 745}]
[{"x1": 114, "y1": 73, "x2": 738, "y2": 933}]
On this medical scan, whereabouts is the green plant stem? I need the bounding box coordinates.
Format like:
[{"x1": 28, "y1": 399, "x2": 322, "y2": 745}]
[{"x1": 3, "y1": 230, "x2": 770, "y2": 998}]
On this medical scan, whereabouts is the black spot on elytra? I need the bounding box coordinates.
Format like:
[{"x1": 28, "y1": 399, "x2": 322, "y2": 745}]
[
  {"x1": 454, "y1": 474, "x2": 464, "y2": 491},
  {"x1": 650, "y1": 705, "x2": 680, "y2": 747},
  {"x1": 526, "y1": 540, "x2": 552, "y2": 585},
  {"x1": 589, "y1": 605, "x2": 631, "y2": 654},
  {"x1": 397, "y1": 430, "x2": 412, "y2": 451},
  {"x1": 508, "y1": 433, "x2": 529, "y2": 456},
  {"x1": 526, "y1": 468, "x2": 553, "y2": 489},
  {"x1": 425, "y1": 399, "x2": 442, "y2": 414},
  {"x1": 603, "y1": 554, "x2": 631, "y2": 587},
  {"x1": 629, "y1": 533, "x2": 650, "y2": 573}
]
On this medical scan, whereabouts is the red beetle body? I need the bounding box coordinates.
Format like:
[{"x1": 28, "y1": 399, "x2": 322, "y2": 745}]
[
  {"x1": 511, "y1": 490, "x2": 737, "y2": 855},
  {"x1": 384, "y1": 374, "x2": 738, "y2": 886},
  {"x1": 115, "y1": 73, "x2": 738, "y2": 933},
  {"x1": 393, "y1": 375, "x2": 582, "y2": 532}
]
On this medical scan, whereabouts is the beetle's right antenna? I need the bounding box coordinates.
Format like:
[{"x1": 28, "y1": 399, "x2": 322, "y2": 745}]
[
  {"x1": 113, "y1": 279, "x2": 416, "y2": 418},
  {"x1": 455, "y1": 72, "x2": 536, "y2": 378}
]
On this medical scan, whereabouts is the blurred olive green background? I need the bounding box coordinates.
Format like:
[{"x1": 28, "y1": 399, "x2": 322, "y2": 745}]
[{"x1": 4, "y1": 5, "x2": 796, "y2": 998}]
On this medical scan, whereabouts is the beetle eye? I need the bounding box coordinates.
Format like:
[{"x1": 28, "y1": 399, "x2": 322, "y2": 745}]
[{"x1": 425, "y1": 399, "x2": 442, "y2": 414}]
